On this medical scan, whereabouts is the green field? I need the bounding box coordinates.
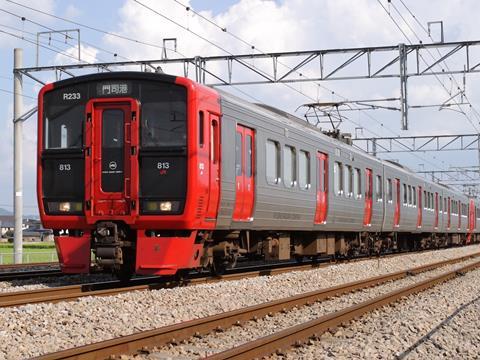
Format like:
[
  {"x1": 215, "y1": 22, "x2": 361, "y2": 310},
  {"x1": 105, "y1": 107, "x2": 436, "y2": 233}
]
[{"x1": 0, "y1": 242, "x2": 58, "y2": 264}]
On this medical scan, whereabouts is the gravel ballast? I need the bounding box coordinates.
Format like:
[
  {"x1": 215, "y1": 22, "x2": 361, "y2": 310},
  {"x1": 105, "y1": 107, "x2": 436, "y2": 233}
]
[
  {"x1": 0, "y1": 245, "x2": 480, "y2": 359},
  {"x1": 0, "y1": 273, "x2": 115, "y2": 293},
  {"x1": 132, "y1": 258, "x2": 480, "y2": 359},
  {"x1": 280, "y1": 265, "x2": 480, "y2": 359}
]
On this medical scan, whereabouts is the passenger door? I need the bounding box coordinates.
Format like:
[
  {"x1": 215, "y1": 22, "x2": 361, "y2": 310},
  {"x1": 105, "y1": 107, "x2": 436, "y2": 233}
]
[
  {"x1": 86, "y1": 99, "x2": 139, "y2": 218},
  {"x1": 232, "y1": 125, "x2": 255, "y2": 221},
  {"x1": 205, "y1": 113, "x2": 221, "y2": 219},
  {"x1": 363, "y1": 168, "x2": 373, "y2": 226},
  {"x1": 314, "y1": 152, "x2": 328, "y2": 224},
  {"x1": 394, "y1": 178, "x2": 401, "y2": 228},
  {"x1": 417, "y1": 186, "x2": 422, "y2": 228}
]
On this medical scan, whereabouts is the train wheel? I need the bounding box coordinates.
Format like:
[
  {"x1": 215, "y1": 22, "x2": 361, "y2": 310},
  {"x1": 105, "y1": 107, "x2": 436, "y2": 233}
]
[
  {"x1": 115, "y1": 248, "x2": 135, "y2": 282},
  {"x1": 211, "y1": 254, "x2": 238, "y2": 276},
  {"x1": 115, "y1": 265, "x2": 133, "y2": 282},
  {"x1": 212, "y1": 259, "x2": 227, "y2": 276}
]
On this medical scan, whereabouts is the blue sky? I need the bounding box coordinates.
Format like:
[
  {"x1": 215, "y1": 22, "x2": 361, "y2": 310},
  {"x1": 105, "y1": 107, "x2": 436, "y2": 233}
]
[{"x1": 1, "y1": 0, "x2": 480, "y2": 215}]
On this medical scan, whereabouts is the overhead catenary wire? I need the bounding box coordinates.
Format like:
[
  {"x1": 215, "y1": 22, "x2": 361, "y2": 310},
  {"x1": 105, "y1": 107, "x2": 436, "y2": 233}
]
[
  {"x1": 0, "y1": 20, "x2": 110, "y2": 63},
  {"x1": 0, "y1": 27, "x2": 94, "y2": 64},
  {"x1": 5, "y1": 0, "x2": 175, "y2": 53},
  {"x1": 376, "y1": 0, "x2": 479, "y2": 186},
  {"x1": 2, "y1": 1, "x2": 266, "y2": 103},
  {"x1": 169, "y1": 0, "x2": 463, "y2": 186},
  {"x1": 3, "y1": 0, "x2": 467, "y2": 191},
  {"x1": 377, "y1": 0, "x2": 480, "y2": 134},
  {"x1": 396, "y1": 0, "x2": 480, "y2": 125},
  {"x1": 0, "y1": 88, "x2": 35, "y2": 99}
]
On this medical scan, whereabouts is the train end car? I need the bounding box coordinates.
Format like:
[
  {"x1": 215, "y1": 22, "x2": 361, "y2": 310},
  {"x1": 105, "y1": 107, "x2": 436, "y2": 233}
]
[{"x1": 37, "y1": 72, "x2": 221, "y2": 277}]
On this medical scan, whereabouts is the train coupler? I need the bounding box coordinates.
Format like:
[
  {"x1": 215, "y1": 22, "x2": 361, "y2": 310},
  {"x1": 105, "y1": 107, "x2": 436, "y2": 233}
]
[{"x1": 93, "y1": 222, "x2": 132, "y2": 269}]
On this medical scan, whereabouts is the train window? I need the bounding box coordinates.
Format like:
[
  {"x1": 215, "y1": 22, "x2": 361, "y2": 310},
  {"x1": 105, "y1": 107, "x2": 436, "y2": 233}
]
[
  {"x1": 423, "y1": 190, "x2": 427, "y2": 209},
  {"x1": 413, "y1": 187, "x2": 417, "y2": 207},
  {"x1": 354, "y1": 168, "x2": 361, "y2": 198},
  {"x1": 375, "y1": 175, "x2": 382, "y2": 201},
  {"x1": 334, "y1": 162, "x2": 343, "y2": 195},
  {"x1": 246, "y1": 135, "x2": 253, "y2": 178},
  {"x1": 141, "y1": 85, "x2": 187, "y2": 147},
  {"x1": 386, "y1": 178, "x2": 393, "y2": 202},
  {"x1": 407, "y1": 185, "x2": 412, "y2": 205},
  {"x1": 283, "y1": 145, "x2": 297, "y2": 187},
  {"x1": 298, "y1": 151, "x2": 310, "y2": 190},
  {"x1": 266, "y1": 140, "x2": 280, "y2": 184},
  {"x1": 403, "y1": 183, "x2": 407, "y2": 205},
  {"x1": 344, "y1": 165, "x2": 353, "y2": 197},
  {"x1": 44, "y1": 104, "x2": 84, "y2": 149},
  {"x1": 199, "y1": 111, "x2": 204, "y2": 147},
  {"x1": 235, "y1": 132, "x2": 242, "y2": 177},
  {"x1": 439, "y1": 196, "x2": 443, "y2": 212}
]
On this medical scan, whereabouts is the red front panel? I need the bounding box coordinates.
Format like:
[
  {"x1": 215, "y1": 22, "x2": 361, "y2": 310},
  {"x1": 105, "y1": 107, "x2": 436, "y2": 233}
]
[
  {"x1": 314, "y1": 152, "x2": 328, "y2": 224},
  {"x1": 394, "y1": 178, "x2": 401, "y2": 228},
  {"x1": 417, "y1": 186, "x2": 422, "y2": 228},
  {"x1": 233, "y1": 125, "x2": 255, "y2": 221},
  {"x1": 38, "y1": 77, "x2": 223, "y2": 232},
  {"x1": 135, "y1": 231, "x2": 202, "y2": 275},
  {"x1": 434, "y1": 192, "x2": 439, "y2": 229},
  {"x1": 54, "y1": 234, "x2": 91, "y2": 273},
  {"x1": 363, "y1": 168, "x2": 373, "y2": 226}
]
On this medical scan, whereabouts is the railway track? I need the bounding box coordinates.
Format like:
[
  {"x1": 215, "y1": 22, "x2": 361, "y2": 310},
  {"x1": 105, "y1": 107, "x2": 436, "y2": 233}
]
[
  {"x1": 0, "y1": 268, "x2": 63, "y2": 282},
  {"x1": 0, "y1": 248, "x2": 461, "y2": 308},
  {"x1": 31, "y1": 251, "x2": 480, "y2": 360},
  {"x1": 0, "y1": 259, "x2": 328, "y2": 308},
  {"x1": 0, "y1": 261, "x2": 57, "y2": 271}
]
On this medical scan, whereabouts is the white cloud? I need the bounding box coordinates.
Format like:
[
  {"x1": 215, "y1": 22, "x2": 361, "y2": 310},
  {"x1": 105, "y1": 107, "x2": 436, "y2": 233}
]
[
  {"x1": 63, "y1": 4, "x2": 82, "y2": 19},
  {"x1": 53, "y1": 44, "x2": 99, "y2": 65}
]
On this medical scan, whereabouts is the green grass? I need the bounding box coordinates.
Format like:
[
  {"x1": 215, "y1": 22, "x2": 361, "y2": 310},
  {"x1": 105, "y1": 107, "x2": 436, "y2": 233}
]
[{"x1": 0, "y1": 242, "x2": 58, "y2": 264}]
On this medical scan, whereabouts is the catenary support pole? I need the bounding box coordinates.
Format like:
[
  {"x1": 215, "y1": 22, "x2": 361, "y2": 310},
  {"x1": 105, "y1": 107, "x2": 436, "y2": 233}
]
[{"x1": 13, "y1": 48, "x2": 23, "y2": 264}]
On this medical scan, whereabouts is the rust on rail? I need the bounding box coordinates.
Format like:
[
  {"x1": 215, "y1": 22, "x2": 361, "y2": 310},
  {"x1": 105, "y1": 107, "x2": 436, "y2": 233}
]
[{"x1": 32, "y1": 252, "x2": 480, "y2": 360}]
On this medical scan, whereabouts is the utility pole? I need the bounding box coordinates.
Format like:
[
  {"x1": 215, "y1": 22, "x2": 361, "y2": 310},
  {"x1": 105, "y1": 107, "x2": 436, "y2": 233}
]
[{"x1": 13, "y1": 48, "x2": 23, "y2": 264}]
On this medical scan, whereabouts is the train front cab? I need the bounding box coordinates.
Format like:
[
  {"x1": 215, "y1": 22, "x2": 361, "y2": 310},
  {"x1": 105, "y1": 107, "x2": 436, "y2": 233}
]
[{"x1": 37, "y1": 73, "x2": 221, "y2": 276}]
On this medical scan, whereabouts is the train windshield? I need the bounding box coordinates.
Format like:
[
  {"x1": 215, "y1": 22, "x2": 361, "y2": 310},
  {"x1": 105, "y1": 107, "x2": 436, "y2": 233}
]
[
  {"x1": 140, "y1": 83, "x2": 187, "y2": 148},
  {"x1": 42, "y1": 80, "x2": 187, "y2": 150},
  {"x1": 44, "y1": 100, "x2": 84, "y2": 150}
]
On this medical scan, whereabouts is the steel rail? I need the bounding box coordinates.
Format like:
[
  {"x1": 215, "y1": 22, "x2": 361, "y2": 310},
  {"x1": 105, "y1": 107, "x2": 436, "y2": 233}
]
[
  {"x1": 0, "y1": 262, "x2": 57, "y2": 270},
  {"x1": 208, "y1": 260, "x2": 480, "y2": 360},
  {"x1": 0, "y1": 268, "x2": 62, "y2": 281},
  {"x1": 31, "y1": 252, "x2": 480, "y2": 360},
  {"x1": 2, "y1": 248, "x2": 472, "y2": 308},
  {"x1": 0, "y1": 260, "x2": 329, "y2": 308}
]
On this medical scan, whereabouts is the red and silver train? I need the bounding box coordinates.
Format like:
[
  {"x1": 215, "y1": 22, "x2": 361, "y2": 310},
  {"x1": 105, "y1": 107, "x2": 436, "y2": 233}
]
[{"x1": 37, "y1": 72, "x2": 480, "y2": 278}]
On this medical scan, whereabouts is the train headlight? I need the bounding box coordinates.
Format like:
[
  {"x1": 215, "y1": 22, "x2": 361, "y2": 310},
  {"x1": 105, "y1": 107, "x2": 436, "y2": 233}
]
[
  {"x1": 160, "y1": 201, "x2": 172, "y2": 212},
  {"x1": 46, "y1": 201, "x2": 83, "y2": 214},
  {"x1": 59, "y1": 202, "x2": 71, "y2": 212},
  {"x1": 142, "y1": 200, "x2": 180, "y2": 213}
]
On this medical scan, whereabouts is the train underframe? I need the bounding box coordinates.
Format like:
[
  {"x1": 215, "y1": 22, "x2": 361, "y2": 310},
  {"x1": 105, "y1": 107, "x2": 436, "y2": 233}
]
[{"x1": 53, "y1": 221, "x2": 479, "y2": 279}]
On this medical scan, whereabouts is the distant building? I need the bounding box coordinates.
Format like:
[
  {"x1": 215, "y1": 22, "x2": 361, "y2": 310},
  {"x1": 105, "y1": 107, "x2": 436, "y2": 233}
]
[
  {"x1": 0, "y1": 216, "x2": 15, "y2": 237},
  {"x1": 0, "y1": 216, "x2": 52, "y2": 242}
]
